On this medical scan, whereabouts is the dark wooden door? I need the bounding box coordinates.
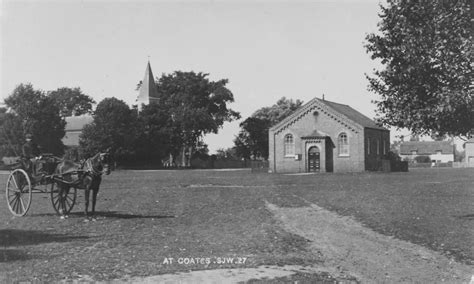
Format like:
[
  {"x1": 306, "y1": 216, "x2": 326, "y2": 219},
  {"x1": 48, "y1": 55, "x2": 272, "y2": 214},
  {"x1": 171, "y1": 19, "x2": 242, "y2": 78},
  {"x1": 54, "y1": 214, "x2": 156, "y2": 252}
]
[{"x1": 308, "y1": 147, "x2": 320, "y2": 172}]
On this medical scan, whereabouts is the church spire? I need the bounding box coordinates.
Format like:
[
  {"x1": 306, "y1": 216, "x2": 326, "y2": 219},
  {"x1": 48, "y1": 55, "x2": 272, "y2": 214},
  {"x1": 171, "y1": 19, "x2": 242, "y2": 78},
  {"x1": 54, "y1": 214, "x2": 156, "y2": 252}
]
[{"x1": 137, "y1": 60, "x2": 159, "y2": 110}]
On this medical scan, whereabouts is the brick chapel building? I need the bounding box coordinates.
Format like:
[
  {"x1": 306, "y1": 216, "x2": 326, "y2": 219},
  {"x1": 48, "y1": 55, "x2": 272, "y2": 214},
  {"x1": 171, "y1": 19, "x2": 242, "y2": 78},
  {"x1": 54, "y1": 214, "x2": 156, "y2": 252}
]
[{"x1": 268, "y1": 97, "x2": 390, "y2": 173}]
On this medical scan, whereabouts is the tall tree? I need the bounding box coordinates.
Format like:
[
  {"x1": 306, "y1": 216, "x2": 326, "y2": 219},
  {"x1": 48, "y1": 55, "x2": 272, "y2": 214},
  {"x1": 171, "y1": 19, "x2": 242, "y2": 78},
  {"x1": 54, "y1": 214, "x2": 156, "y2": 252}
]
[
  {"x1": 49, "y1": 87, "x2": 95, "y2": 117},
  {"x1": 4, "y1": 83, "x2": 65, "y2": 155},
  {"x1": 0, "y1": 108, "x2": 24, "y2": 157},
  {"x1": 155, "y1": 71, "x2": 240, "y2": 165},
  {"x1": 80, "y1": 98, "x2": 138, "y2": 159},
  {"x1": 234, "y1": 117, "x2": 272, "y2": 159},
  {"x1": 135, "y1": 102, "x2": 178, "y2": 162},
  {"x1": 234, "y1": 97, "x2": 303, "y2": 160},
  {"x1": 365, "y1": 0, "x2": 473, "y2": 139},
  {"x1": 252, "y1": 97, "x2": 304, "y2": 125}
]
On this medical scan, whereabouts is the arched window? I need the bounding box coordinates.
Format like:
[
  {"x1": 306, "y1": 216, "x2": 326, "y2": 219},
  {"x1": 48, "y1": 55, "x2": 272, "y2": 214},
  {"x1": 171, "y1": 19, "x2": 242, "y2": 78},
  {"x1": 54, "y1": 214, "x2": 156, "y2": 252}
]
[
  {"x1": 338, "y1": 133, "x2": 349, "y2": 156},
  {"x1": 284, "y1": 134, "x2": 294, "y2": 156}
]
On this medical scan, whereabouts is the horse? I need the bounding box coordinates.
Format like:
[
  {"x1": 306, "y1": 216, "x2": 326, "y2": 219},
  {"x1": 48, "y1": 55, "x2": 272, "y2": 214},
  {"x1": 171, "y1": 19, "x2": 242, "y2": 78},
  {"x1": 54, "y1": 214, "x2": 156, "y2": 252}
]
[{"x1": 55, "y1": 152, "x2": 111, "y2": 220}]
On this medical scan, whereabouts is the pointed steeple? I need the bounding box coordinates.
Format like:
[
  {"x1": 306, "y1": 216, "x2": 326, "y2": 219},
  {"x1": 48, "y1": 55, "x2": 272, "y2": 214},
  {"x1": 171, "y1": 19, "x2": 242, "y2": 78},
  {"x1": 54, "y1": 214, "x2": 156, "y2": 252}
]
[{"x1": 137, "y1": 61, "x2": 159, "y2": 110}]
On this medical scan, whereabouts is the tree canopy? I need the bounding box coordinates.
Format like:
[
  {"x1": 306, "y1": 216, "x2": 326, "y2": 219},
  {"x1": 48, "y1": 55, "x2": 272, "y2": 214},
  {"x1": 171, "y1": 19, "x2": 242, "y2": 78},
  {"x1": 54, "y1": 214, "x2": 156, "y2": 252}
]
[
  {"x1": 365, "y1": 0, "x2": 473, "y2": 139},
  {"x1": 49, "y1": 87, "x2": 95, "y2": 117},
  {"x1": 80, "y1": 97, "x2": 138, "y2": 159},
  {"x1": 135, "y1": 102, "x2": 178, "y2": 162},
  {"x1": 154, "y1": 71, "x2": 240, "y2": 164},
  {"x1": 156, "y1": 72, "x2": 240, "y2": 144},
  {"x1": 234, "y1": 97, "x2": 303, "y2": 159},
  {"x1": 79, "y1": 71, "x2": 239, "y2": 166},
  {"x1": 4, "y1": 83, "x2": 65, "y2": 155},
  {"x1": 0, "y1": 108, "x2": 23, "y2": 157},
  {"x1": 234, "y1": 117, "x2": 272, "y2": 160},
  {"x1": 252, "y1": 97, "x2": 304, "y2": 125}
]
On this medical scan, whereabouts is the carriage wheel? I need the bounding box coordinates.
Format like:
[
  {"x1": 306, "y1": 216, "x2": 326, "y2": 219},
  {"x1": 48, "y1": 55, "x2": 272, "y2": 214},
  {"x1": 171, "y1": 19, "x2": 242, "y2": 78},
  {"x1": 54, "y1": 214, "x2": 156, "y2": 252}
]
[
  {"x1": 50, "y1": 183, "x2": 77, "y2": 215},
  {"x1": 6, "y1": 169, "x2": 32, "y2": 217}
]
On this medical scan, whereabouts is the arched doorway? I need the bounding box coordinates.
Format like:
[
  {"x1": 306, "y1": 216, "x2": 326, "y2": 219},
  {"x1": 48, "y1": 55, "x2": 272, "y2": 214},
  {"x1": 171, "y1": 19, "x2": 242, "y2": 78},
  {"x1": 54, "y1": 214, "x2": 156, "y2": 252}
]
[{"x1": 308, "y1": 146, "x2": 320, "y2": 172}]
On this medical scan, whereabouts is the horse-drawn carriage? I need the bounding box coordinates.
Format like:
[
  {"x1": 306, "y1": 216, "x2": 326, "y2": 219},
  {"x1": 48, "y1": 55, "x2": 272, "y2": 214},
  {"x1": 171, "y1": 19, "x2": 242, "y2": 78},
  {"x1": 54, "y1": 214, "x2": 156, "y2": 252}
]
[{"x1": 5, "y1": 152, "x2": 110, "y2": 217}]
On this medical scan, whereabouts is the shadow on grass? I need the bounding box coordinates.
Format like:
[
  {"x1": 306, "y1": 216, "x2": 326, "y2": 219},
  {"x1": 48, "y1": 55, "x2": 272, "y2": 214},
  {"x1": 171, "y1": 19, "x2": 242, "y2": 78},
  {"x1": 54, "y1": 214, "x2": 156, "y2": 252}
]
[
  {"x1": 69, "y1": 211, "x2": 176, "y2": 219},
  {"x1": 456, "y1": 213, "x2": 474, "y2": 220},
  {"x1": 0, "y1": 249, "x2": 33, "y2": 262},
  {"x1": 31, "y1": 211, "x2": 175, "y2": 219},
  {"x1": 0, "y1": 229, "x2": 89, "y2": 247}
]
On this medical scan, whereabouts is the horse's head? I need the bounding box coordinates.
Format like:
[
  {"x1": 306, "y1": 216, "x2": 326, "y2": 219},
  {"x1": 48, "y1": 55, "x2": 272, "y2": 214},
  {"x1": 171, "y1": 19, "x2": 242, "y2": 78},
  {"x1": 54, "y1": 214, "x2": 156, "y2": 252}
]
[
  {"x1": 86, "y1": 151, "x2": 112, "y2": 176},
  {"x1": 97, "y1": 152, "x2": 111, "y2": 175}
]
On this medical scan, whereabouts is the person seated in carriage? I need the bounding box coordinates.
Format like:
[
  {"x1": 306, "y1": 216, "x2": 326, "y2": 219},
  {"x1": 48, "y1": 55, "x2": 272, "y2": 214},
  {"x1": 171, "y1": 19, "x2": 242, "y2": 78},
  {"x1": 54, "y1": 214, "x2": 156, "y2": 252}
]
[{"x1": 21, "y1": 134, "x2": 46, "y2": 178}]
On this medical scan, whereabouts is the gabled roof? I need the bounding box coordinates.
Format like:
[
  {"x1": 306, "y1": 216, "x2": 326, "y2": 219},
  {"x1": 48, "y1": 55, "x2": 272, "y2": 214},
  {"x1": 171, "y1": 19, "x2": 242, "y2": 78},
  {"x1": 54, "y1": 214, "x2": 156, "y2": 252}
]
[
  {"x1": 270, "y1": 97, "x2": 387, "y2": 133},
  {"x1": 65, "y1": 115, "x2": 93, "y2": 131},
  {"x1": 319, "y1": 99, "x2": 386, "y2": 130},
  {"x1": 400, "y1": 141, "x2": 454, "y2": 155},
  {"x1": 137, "y1": 61, "x2": 159, "y2": 104}
]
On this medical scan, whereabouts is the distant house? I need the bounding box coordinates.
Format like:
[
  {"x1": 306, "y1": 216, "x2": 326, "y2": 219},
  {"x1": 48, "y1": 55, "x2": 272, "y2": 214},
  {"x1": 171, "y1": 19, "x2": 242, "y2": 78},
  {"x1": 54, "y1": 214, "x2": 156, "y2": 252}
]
[
  {"x1": 62, "y1": 61, "x2": 157, "y2": 147},
  {"x1": 399, "y1": 141, "x2": 454, "y2": 163},
  {"x1": 268, "y1": 97, "x2": 390, "y2": 173},
  {"x1": 62, "y1": 115, "x2": 93, "y2": 147}
]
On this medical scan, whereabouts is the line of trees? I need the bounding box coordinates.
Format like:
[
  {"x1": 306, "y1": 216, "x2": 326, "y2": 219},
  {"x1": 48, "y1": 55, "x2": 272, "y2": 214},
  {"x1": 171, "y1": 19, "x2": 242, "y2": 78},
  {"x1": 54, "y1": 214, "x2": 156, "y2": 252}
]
[
  {"x1": 79, "y1": 71, "x2": 240, "y2": 166},
  {"x1": 0, "y1": 84, "x2": 95, "y2": 157},
  {"x1": 0, "y1": 84, "x2": 300, "y2": 167},
  {"x1": 1, "y1": 71, "x2": 240, "y2": 167}
]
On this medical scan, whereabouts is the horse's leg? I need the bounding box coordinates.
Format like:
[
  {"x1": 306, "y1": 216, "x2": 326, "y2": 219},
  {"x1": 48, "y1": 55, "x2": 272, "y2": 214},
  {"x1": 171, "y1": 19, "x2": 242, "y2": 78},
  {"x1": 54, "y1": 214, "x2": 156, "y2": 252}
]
[
  {"x1": 59, "y1": 184, "x2": 69, "y2": 219},
  {"x1": 91, "y1": 188, "x2": 98, "y2": 221},
  {"x1": 84, "y1": 189, "x2": 90, "y2": 220}
]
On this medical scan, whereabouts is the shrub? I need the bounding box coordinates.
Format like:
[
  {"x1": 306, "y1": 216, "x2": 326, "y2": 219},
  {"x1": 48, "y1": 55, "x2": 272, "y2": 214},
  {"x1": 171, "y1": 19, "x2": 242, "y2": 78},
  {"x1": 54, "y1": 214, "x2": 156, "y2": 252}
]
[{"x1": 414, "y1": 155, "x2": 431, "y2": 163}]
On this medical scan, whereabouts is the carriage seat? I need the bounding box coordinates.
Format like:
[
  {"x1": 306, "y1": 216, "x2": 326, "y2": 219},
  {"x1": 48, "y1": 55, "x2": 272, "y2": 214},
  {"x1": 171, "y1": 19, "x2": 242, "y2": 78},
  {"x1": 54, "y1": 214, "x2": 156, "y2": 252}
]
[{"x1": 33, "y1": 155, "x2": 62, "y2": 177}]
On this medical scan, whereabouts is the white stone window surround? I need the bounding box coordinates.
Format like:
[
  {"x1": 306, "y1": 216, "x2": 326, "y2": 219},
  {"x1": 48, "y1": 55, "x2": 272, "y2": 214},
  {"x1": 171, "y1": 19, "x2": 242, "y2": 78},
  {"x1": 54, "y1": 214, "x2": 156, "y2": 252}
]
[
  {"x1": 283, "y1": 133, "x2": 295, "y2": 157},
  {"x1": 337, "y1": 131, "x2": 350, "y2": 157}
]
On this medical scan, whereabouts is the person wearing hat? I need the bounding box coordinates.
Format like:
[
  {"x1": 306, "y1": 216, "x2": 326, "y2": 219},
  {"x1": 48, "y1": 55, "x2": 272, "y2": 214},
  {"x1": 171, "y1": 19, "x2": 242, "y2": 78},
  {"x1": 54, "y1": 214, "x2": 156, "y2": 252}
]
[
  {"x1": 22, "y1": 134, "x2": 40, "y2": 159},
  {"x1": 22, "y1": 134, "x2": 43, "y2": 178}
]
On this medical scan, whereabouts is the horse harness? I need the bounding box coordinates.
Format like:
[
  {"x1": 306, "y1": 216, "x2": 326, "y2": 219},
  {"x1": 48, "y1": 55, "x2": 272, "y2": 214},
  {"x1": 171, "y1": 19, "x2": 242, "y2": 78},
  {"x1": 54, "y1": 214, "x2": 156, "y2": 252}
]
[{"x1": 84, "y1": 158, "x2": 104, "y2": 177}]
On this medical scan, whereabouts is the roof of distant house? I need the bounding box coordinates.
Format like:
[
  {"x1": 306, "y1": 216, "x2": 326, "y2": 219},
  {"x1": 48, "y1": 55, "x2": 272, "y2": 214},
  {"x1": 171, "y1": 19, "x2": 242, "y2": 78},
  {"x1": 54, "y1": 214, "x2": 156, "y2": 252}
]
[
  {"x1": 65, "y1": 115, "x2": 93, "y2": 131},
  {"x1": 400, "y1": 141, "x2": 454, "y2": 155}
]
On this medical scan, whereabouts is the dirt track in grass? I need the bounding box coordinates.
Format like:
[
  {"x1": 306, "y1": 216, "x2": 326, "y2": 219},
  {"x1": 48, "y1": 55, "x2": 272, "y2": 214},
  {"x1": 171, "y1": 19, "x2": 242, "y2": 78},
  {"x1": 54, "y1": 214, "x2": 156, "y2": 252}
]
[
  {"x1": 0, "y1": 168, "x2": 473, "y2": 282},
  {"x1": 122, "y1": 200, "x2": 472, "y2": 284}
]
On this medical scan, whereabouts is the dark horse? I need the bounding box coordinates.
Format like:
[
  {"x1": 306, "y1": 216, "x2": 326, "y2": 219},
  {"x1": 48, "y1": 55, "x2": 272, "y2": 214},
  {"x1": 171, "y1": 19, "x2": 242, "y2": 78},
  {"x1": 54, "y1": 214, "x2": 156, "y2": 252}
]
[{"x1": 55, "y1": 152, "x2": 111, "y2": 220}]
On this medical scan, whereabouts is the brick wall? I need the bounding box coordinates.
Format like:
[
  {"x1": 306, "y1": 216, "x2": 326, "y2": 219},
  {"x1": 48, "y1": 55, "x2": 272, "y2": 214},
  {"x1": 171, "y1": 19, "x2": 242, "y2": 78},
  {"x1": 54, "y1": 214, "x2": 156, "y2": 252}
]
[
  {"x1": 364, "y1": 128, "x2": 390, "y2": 171},
  {"x1": 269, "y1": 106, "x2": 368, "y2": 173}
]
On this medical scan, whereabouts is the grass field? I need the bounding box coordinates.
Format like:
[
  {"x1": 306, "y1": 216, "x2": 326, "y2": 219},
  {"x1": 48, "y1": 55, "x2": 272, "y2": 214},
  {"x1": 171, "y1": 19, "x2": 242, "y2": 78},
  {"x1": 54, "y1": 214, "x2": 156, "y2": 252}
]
[{"x1": 0, "y1": 168, "x2": 473, "y2": 282}]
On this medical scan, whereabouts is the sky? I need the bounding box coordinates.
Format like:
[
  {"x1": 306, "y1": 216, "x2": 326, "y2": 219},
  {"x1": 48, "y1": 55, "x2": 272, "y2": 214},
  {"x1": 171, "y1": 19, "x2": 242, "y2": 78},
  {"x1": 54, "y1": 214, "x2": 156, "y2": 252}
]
[{"x1": 1, "y1": 0, "x2": 409, "y2": 154}]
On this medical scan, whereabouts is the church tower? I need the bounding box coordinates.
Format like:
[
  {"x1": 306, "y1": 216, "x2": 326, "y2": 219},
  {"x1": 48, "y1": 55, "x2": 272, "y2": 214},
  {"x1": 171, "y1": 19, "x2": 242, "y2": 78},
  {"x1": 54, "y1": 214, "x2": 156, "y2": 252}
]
[{"x1": 136, "y1": 61, "x2": 159, "y2": 110}]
